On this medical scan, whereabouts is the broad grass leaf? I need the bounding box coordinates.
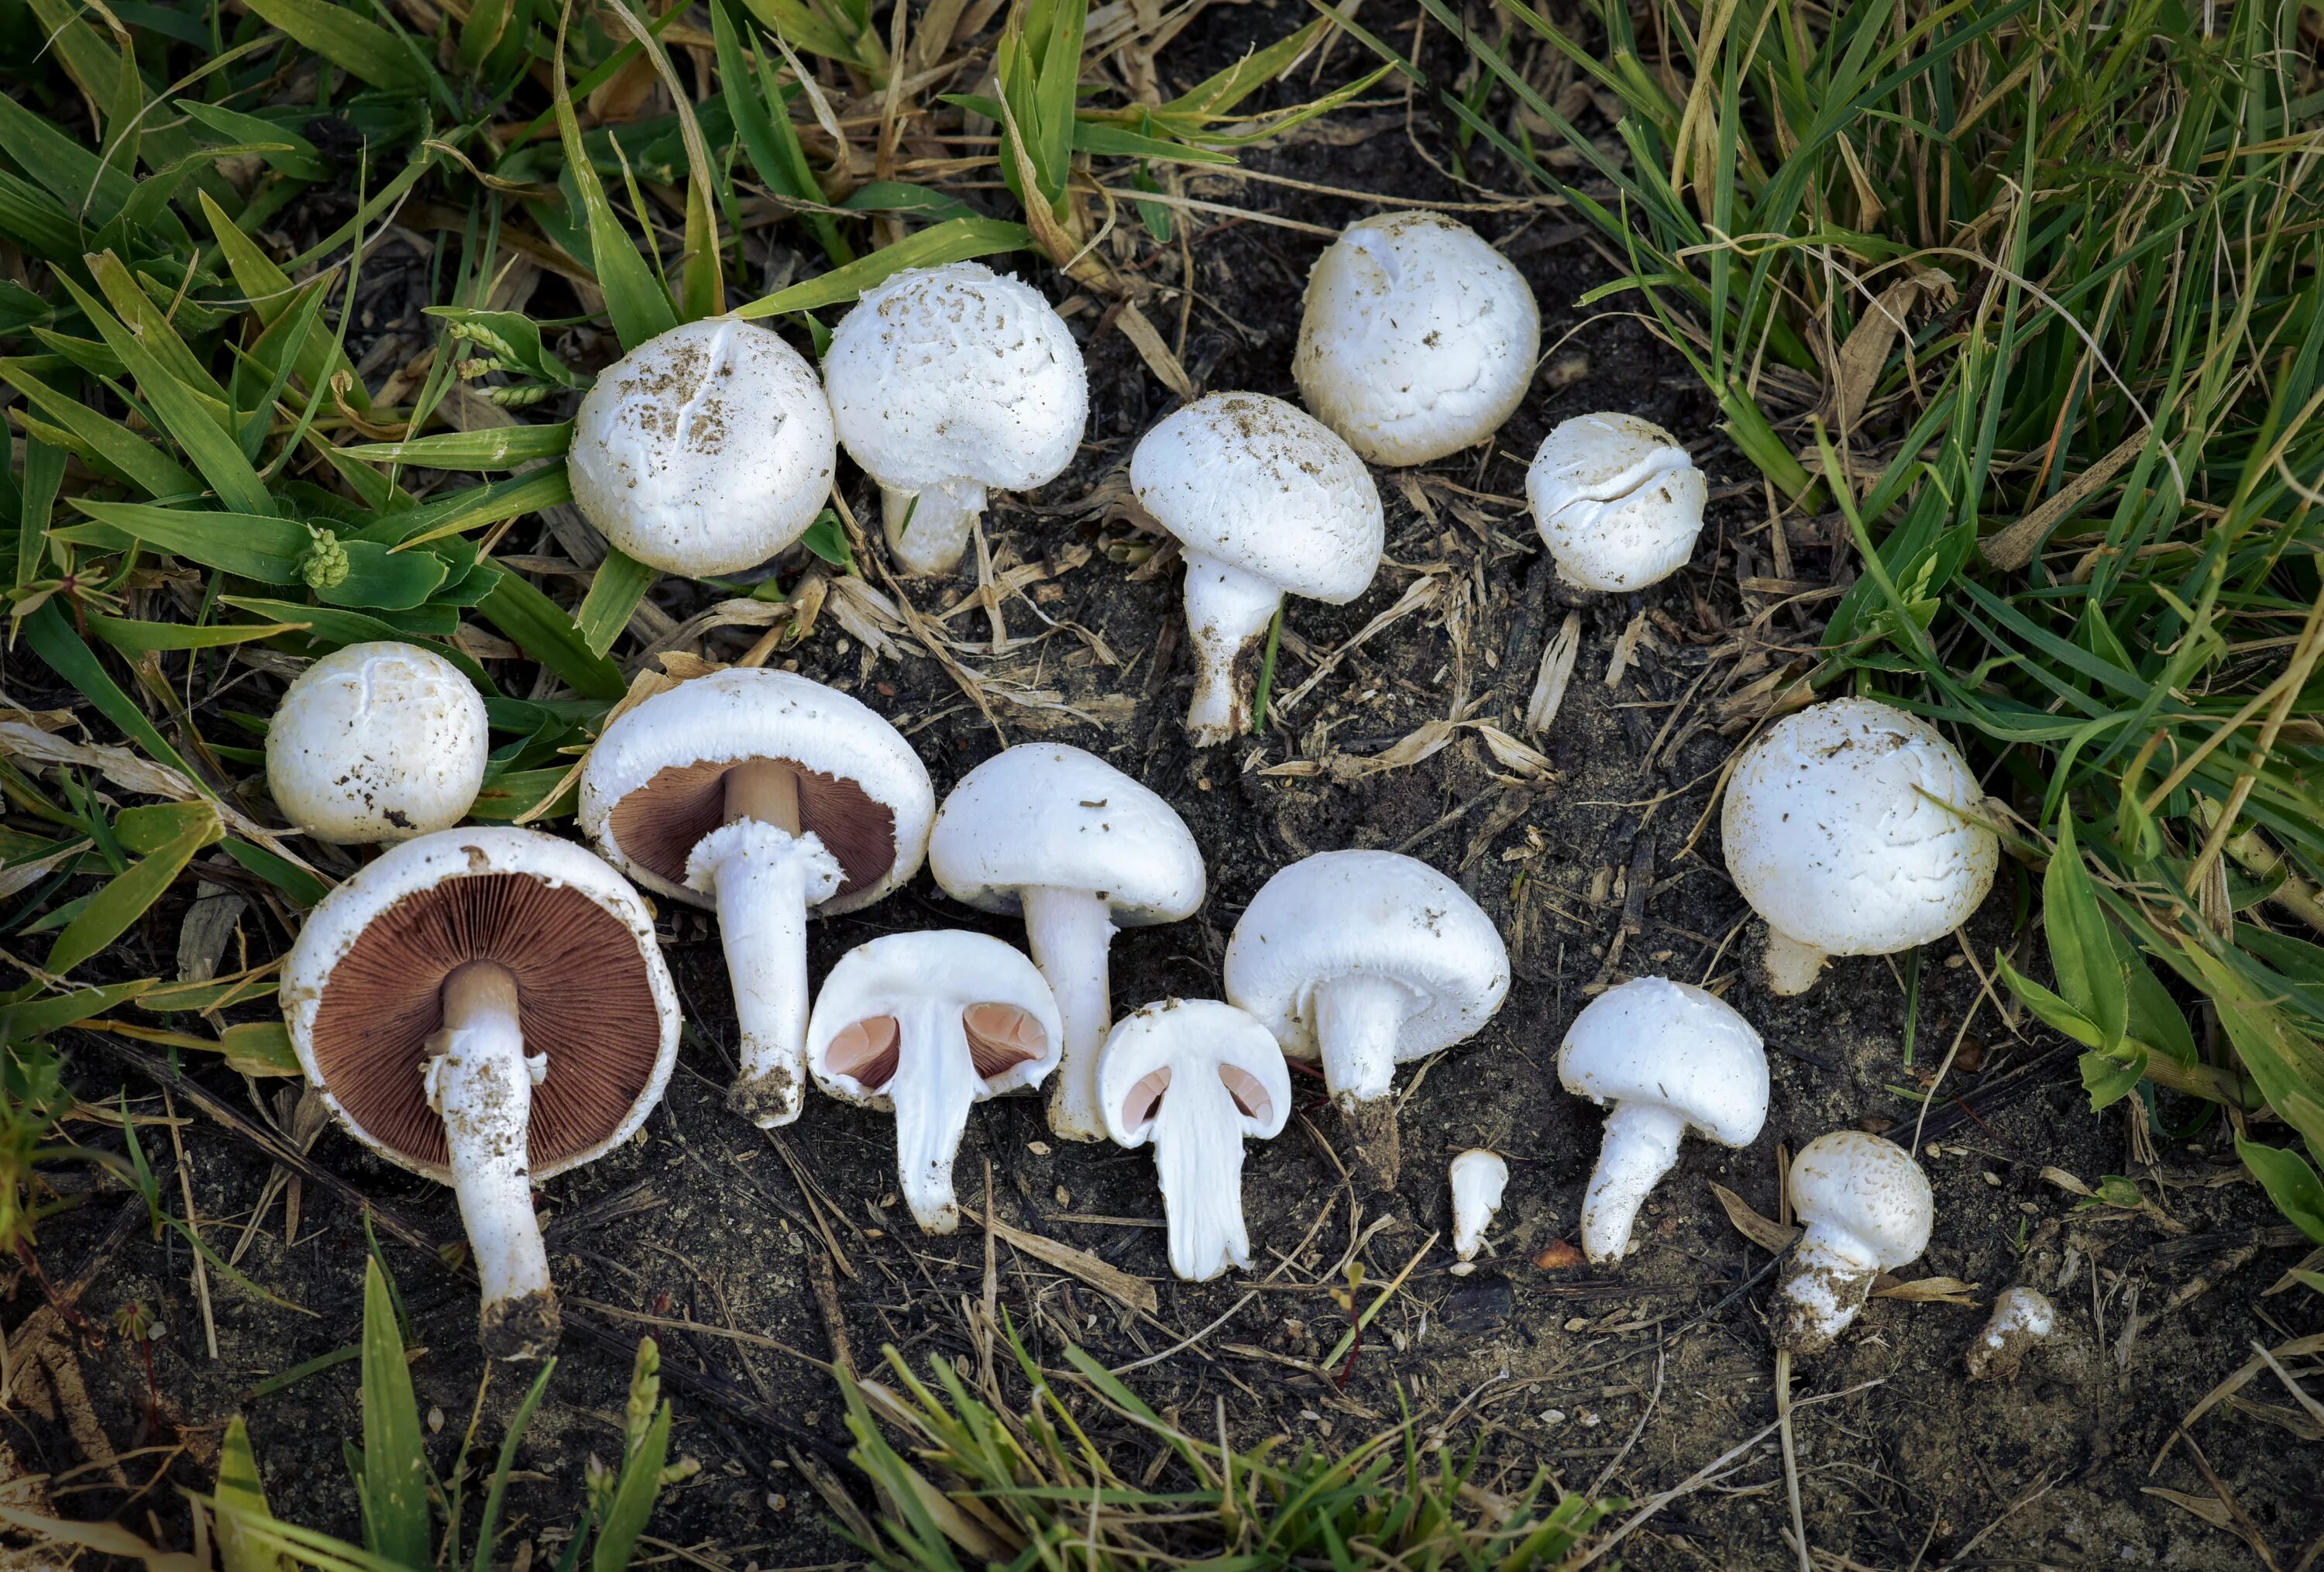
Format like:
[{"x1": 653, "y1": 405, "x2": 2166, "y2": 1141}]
[
  {"x1": 325, "y1": 544, "x2": 451, "y2": 610},
  {"x1": 346, "y1": 424, "x2": 573, "y2": 470},
  {"x1": 61, "y1": 503, "x2": 306, "y2": 582},
  {"x1": 214, "y1": 1415, "x2": 284, "y2": 1572},
  {"x1": 199, "y1": 192, "x2": 368, "y2": 411},
  {"x1": 361, "y1": 468, "x2": 575, "y2": 550},
  {"x1": 475, "y1": 566, "x2": 627, "y2": 700},
  {"x1": 576, "y1": 549, "x2": 656, "y2": 658},
  {"x1": 58, "y1": 279, "x2": 269, "y2": 514},
  {"x1": 467, "y1": 1359, "x2": 555, "y2": 1572},
  {"x1": 45, "y1": 803, "x2": 221, "y2": 974},
  {"x1": 178, "y1": 101, "x2": 328, "y2": 181},
  {"x1": 88, "y1": 614, "x2": 311, "y2": 654},
  {"x1": 2078, "y1": 1047, "x2": 2148, "y2": 1111},
  {"x1": 0, "y1": 89, "x2": 139, "y2": 227},
  {"x1": 359, "y1": 1259, "x2": 432, "y2": 1567},
  {"x1": 4, "y1": 359, "x2": 200, "y2": 497},
  {"x1": 20, "y1": 602, "x2": 194, "y2": 776},
  {"x1": 553, "y1": 2, "x2": 679, "y2": 351},
  {"x1": 712, "y1": 1, "x2": 849, "y2": 265},
  {"x1": 470, "y1": 769, "x2": 579, "y2": 822},
  {"x1": 16, "y1": 435, "x2": 62, "y2": 590},
  {"x1": 220, "y1": 1023, "x2": 301, "y2": 1078},
  {"x1": 240, "y1": 0, "x2": 428, "y2": 92},
  {"x1": 1, "y1": 979, "x2": 155, "y2": 1037},
  {"x1": 2236, "y1": 1140, "x2": 2324, "y2": 1245},
  {"x1": 2044, "y1": 817, "x2": 2127, "y2": 1050},
  {"x1": 591, "y1": 1397, "x2": 669, "y2": 1572},
  {"x1": 735, "y1": 216, "x2": 1030, "y2": 318}
]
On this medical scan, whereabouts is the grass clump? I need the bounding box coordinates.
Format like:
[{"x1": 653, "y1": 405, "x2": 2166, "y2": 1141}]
[{"x1": 1379, "y1": 0, "x2": 2324, "y2": 1239}]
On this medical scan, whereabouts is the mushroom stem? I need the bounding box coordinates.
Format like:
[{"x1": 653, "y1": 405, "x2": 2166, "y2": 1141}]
[
  {"x1": 1579, "y1": 1100, "x2": 1686, "y2": 1264},
  {"x1": 885, "y1": 999, "x2": 983, "y2": 1233},
  {"x1": 1147, "y1": 1066, "x2": 1255, "y2": 1281},
  {"x1": 690, "y1": 764, "x2": 844, "y2": 1128},
  {"x1": 1773, "y1": 1224, "x2": 1882, "y2": 1354},
  {"x1": 1762, "y1": 927, "x2": 1831, "y2": 996},
  {"x1": 1312, "y1": 972, "x2": 1413, "y2": 1188},
  {"x1": 1019, "y1": 884, "x2": 1118, "y2": 1143},
  {"x1": 1179, "y1": 552, "x2": 1285, "y2": 746},
  {"x1": 425, "y1": 961, "x2": 558, "y2": 1360},
  {"x1": 882, "y1": 480, "x2": 985, "y2": 577}
]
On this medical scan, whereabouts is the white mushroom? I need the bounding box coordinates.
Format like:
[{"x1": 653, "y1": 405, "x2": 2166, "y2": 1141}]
[
  {"x1": 266, "y1": 642, "x2": 487, "y2": 843},
  {"x1": 806, "y1": 931, "x2": 1061, "y2": 1233},
  {"x1": 1129, "y1": 392, "x2": 1384, "y2": 745},
  {"x1": 1224, "y1": 850, "x2": 1508, "y2": 1188},
  {"x1": 1294, "y1": 212, "x2": 1540, "y2": 466},
  {"x1": 825, "y1": 263, "x2": 1088, "y2": 577},
  {"x1": 1721, "y1": 697, "x2": 1998, "y2": 995},
  {"x1": 1775, "y1": 1130, "x2": 1934, "y2": 1354},
  {"x1": 568, "y1": 318, "x2": 837, "y2": 577},
  {"x1": 928, "y1": 744, "x2": 1204, "y2": 1143},
  {"x1": 282, "y1": 827, "x2": 679, "y2": 1357},
  {"x1": 1559, "y1": 976, "x2": 1769, "y2": 1264},
  {"x1": 1448, "y1": 1149, "x2": 1509, "y2": 1272},
  {"x1": 1965, "y1": 1286, "x2": 2057, "y2": 1382},
  {"x1": 1526, "y1": 413, "x2": 1707, "y2": 591},
  {"x1": 1097, "y1": 999, "x2": 1290, "y2": 1281},
  {"x1": 578, "y1": 669, "x2": 932, "y2": 1127}
]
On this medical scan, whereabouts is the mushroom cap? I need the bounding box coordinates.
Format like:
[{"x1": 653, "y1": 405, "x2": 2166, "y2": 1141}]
[
  {"x1": 1557, "y1": 975, "x2": 1769, "y2": 1147},
  {"x1": 825, "y1": 263, "x2": 1088, "y2": 495},
  {"x1": 1787, "y1": 1130, "x2": 1934, "y2": 1269},
  {"x1": 1525, "y1": 412, "x2": 1708, "y2": 592},
  {"x1": 568, "y1": 318, "x2": 837, "y2": 577},
  {"x1": 266, "y1": 642, "x2": 488, "y2": 844},
  {"x1": 1097, "y1": 998, "x2": 1291, "y2": 1149},
  {"x1": 1294, "y1": 212, "x2": 1540, "y2": 466},
  {"x1": 1222, "y1": 849, "x2": 1510, "y2": 1063},
  {"x1": 1721, "y1": 697, "x2": 1997, "y2": 957},
  {"x1": 281, "y1": 826, "x2": 679, "y2": 1184},
  {"x1": 1129, "y1": 391, "x2": 1384, "y2": 604},
  {"x1": 805, "y1": 930, "x2": 1063, "y2": 1108},
  {"x1": 578, "y1": 667, "x2": 933, "y2": 912},
  {"x1": 928, "y1": 744, "x2": 1204, "y2": 926}
]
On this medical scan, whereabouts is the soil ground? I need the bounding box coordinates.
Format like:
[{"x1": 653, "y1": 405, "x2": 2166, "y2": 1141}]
[{"x1": 9, "y1": 3, "x2": 2322, "y2": 1567}]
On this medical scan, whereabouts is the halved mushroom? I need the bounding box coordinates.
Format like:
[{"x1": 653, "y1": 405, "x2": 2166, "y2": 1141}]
[
  {"x1": 1097, "y1": 999, "x2": 1290, "y2": 1281},
  {"x1": 1223, "y1": 850, "x2": 1509, "y2": 1189},
  {"x1": 928, "y1": 743, "x2": 1205, "y2": 1143},
  {"x1": 578, "y1": 669, "x2": 933, "y2": 1127},
  {"x1": 806, "y1": 931, "x2": 1061, "y2": 1233},
  {"x1": 281, "y1": 827, "x2": 679, "y2": 1358}
]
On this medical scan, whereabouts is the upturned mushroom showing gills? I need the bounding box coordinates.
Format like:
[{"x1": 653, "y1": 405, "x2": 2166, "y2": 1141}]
[
  {"x1": 1775, "y1": 1130, "x2": 1934, "y2": 1354},
  {"x1": 1098, "y1": 999, "x2": 1290, "y2": 1281},
  {"x1": 1129, "y1": 392, "x2": 1384, "y2": 745},
  {"x1": 281, "y1": 827, "x2": 679, "y2": 1359},
  {"x1": 578, "y1": 669, "x2": 933, "y2": 1127},
  {"x1": 266, "y1": 641, "x2": 488, "y2": 844},
  {"x1": 806, "y1": 931, "x2": 1061, "y2": 1233},
  {"x1": 1721, "y1": 697, "x2": 1998, "y2": 995},
  {"x1": 568, "y1": 318, "x2": 836, "y2": 577},
  {"x1": 1224, "y1": 849, "x2": 1508, "y2": 1188},
  {"x1": 1526, "y1": 413, "x2": 1707, "y2": 592},
  {"x1": 1558, "y1": 976, "x2": 1769, "y2": 1264},
  {"x1": 928, "y1": 744, "x2": 1205, "y2": 1143},
  {"x1": 824, "y1": 263, "x2": 1088, "y2": 577},
  {"x1": 1294, "y1": 212, "x2": 1540, "y2": 466}
]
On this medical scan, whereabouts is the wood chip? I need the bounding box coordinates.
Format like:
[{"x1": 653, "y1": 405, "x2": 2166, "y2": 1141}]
[
  {"x1": 1526, "y1": 611, "x2": 1583, "y2": 734},
  {"x1": 1603, "y1": 611, "x2": 1649, "y2": 690}
]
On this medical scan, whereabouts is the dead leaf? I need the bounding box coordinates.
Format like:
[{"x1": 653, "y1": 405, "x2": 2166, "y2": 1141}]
[
  {"x1": 1871, "y1": 1274, "x2": 1979, "y2": 1305},
  {"x1": 1830, "y1": 266, "x2": 1953, "y2": 431},
  {"x1": 0, "y1": 722, "x2": 319, "y2": 877},
  {"x1": 1603, "y1": 611, "x2": 1649, "y2": 690},
  {"x1": 1982, "y1": 425, "x2": 2150, "y2": 571},
  {"x1": 1525, "y1": 612, "x2": 1582, "y2": 734},
  {"x1": 2142, "y1": 1487, "x2": 2235, "y2": 1529},
  {"x1": 1711, "y1": 1183, "x2": 1800, "y2": 1251},
  {"x1": 976, "y1": 1216, "x2": 1158, "y2": 1315},
  {"x1": 1327, "y1": 718, "x2": 1459, "y2": 783},
  {"x1": 1114, "y1": 301, "x2": 1195, "y2": 398}
]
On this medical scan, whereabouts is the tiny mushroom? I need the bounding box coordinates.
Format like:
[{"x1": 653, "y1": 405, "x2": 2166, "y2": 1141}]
[
  {"x1": 1775, "y1": 1130, "x2": 1935, "y2": 1355},
  {"x1": 1224, "y1": 849, "x2": 1509, "y2": 1188},
  {"x1": 825, "y1": 263, "x2": 1088, "y2": 577},
  {"x1": 1526, "y1": 413, "x2": 1707, "y2": 592},
  {"x1": 1558, "y1": 976, "x2": 1769, "y2": 1264},
  {"x1": 1294, "y1": 212, "x2": 1541, "y2": 466},
  {"x1": 1097, "y1": 999, "x2": 1291, "y2": 1281},
  {"x1": 928, "y1": 744, "x2": 1205, "y2": 1143},
  {"x1": 568, "y1": 318, "x2": 836, "y2": 577},
  {"x1": 282, "y1": 827, "x2": 679, "y2": 1359},
  {"x1": 806, "y1": 931, "x2": 1061, "y2": 1233},
  {"x1": 1129, "y1": 392, "x2": 1384, "y2": 745},
  {"x1": 1721, "y1": 697, "x2": 1998, "y2": 995},
  {"x1": 1965, "y1": 1286, "x2": 2058, "y2": 1382},
  {"x1": 579, "y1": 669, "x2": 932, "y2": 1127},
  {"x1": 267, "y1": 642, "x2": 487, "y2": 844},
  {"x1": 1448, "y1": 1149, "x2": 1510, "y2": 1273}
]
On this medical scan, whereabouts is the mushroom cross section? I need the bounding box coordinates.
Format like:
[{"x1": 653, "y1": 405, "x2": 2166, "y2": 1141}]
[
  {"x1": 568, "y1": 318, "x2": 837, "y2": 577},
  {"x1": 266, "y1": 641, "x2": 488, "y2": 844},
  {"x1": 825, "y1": 263, "x2": 1088, "y2": 577},
  {"x1": 1129, "y1": 392, "x2": 1384, "y2": 745},
  {"x1": 928, "y1": 743, "x2": 1205, "y2": 1144},
  {"x1": 1775, "y1": 1130, "x2": 1934, "y2": 1354},
  {"x1": 1525, "y1": 413, "x2": 1707, "y2": 592},
  {"x1": 281, "y1": 827, "x2": 679, "y2": 1360},
  {"x1": 1294, "y1": 212, "x2": 1541, "y2": 466},
  {"x1": 578, "y1": 668, "x2": 933, "y2": 1127},
  {"x1": 1721, "y1": 697, "x2": 1998, "y2": 995},
  {"x1": 1097, "y1": 999, "x2": 1290, "y2": 1282},
  {"x1": 1223, "y1": 849, "x2": 1508, "y2": 1188},
  {"x1": 806, "y1": 931, "x2": 1061, "y2": 1235},
  {"x1": 1558, "y1": 975, "x2": 1769, "y2": 1264}
]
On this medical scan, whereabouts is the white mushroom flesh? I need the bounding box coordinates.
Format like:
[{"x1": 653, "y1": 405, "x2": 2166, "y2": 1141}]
[
  {"x1": 1776, "y1": 1130, "x2": 1934, "y2": 1354},
  {"x1": 1965, "y1": 1286, "x2": 2057, "y2": 1381},
  {"x1": 1526, "y1": 413, "x2": 1707, "y2": 592},
  {"x1": 1449, "y1": 1149, "x2": 1510, "y2": 1268},
  {"x1": 266, "y1": 642, "x2": 487, "y2": 844}
]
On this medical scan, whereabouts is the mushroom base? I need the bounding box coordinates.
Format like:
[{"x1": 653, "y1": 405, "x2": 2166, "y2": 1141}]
[
  {"x1": 1335, "y1": 1094, "x2": 1401, "y2": 1195},
  {"x1": 1774, "y1": 1231, "x2": 1880, "y2": 1354},
  {"x1": 882, "y1": 480, "x2": 985, "y2": 577},
  {"x1": 481, "y1": 1287, "x2": 562, "y2": 1363},
  {"x1": 1762, "y1": 925, "x2": 1832, "y2": 996},
  {"x1": 1179, "y1": 552, "x2": 1285, "y2": 747}
]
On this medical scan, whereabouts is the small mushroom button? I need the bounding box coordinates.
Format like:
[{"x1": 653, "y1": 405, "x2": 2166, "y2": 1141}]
[
  {"x1": 1776, "y1": 1130, "x2": 1935, "y2": 1354},
  {"x1": 266, "y1": 641, "x2": 487, "y2": 844}
]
